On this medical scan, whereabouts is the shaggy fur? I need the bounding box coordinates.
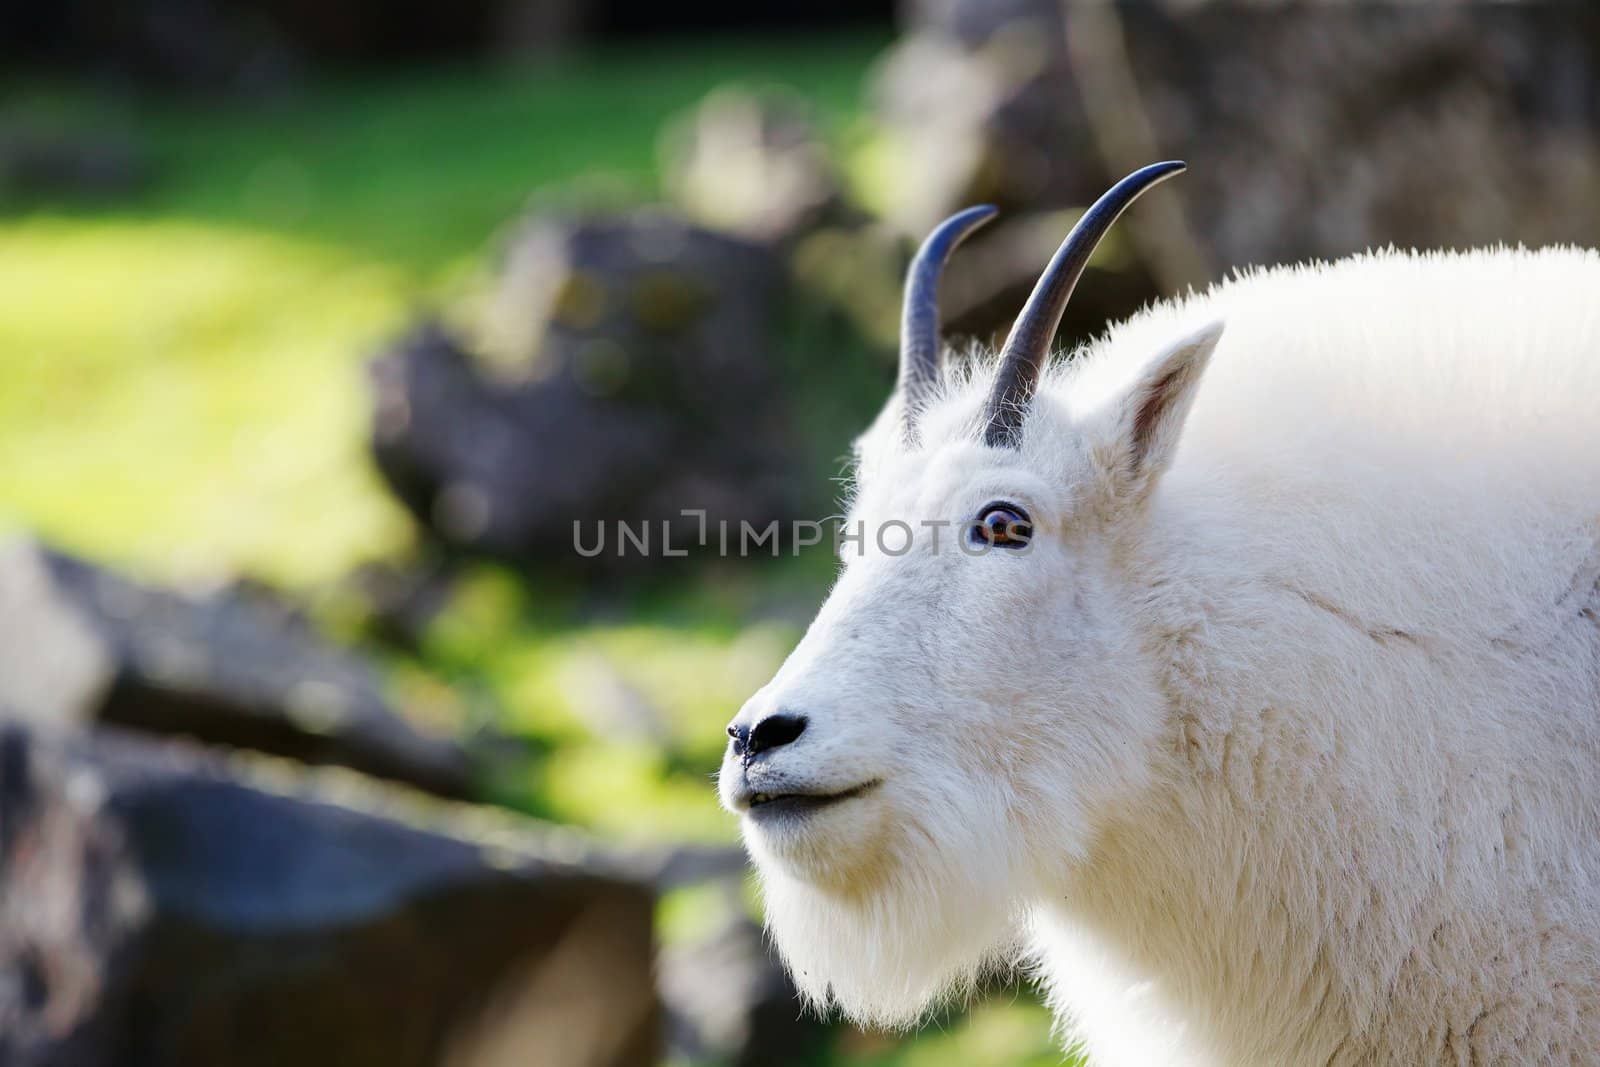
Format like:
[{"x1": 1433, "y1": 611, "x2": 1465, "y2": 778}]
[{"x1": 720, "y1": 247, "x2": 1600, "y2": 1065}]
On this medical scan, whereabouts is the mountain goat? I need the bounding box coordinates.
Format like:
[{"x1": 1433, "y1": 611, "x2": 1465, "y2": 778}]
[{"x1": 718, "y1": 162, "x2": 1600, "y2": 1064}]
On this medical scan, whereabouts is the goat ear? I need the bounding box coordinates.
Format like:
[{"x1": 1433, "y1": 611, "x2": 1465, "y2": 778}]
[{"x1": 1099, "y1": 320, "x2": 1222, "y2": 499}]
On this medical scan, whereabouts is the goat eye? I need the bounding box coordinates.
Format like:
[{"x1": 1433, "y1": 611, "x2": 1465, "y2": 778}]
[{"x1": 972, "y1": 501, "x2": 1033, "y2": 549}]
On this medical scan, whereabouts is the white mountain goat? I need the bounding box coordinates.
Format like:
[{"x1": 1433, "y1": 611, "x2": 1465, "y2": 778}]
[{"x1": 718, "y1": 162, "x2": 1600, "y2": 1064}]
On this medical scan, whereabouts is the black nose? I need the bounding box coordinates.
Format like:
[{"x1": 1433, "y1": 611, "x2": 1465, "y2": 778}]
[{"x1": 727, "y1": 713, "x2": 808, "y2": 759}]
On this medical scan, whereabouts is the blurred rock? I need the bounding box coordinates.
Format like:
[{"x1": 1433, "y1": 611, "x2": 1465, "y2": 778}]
[
  {"x1": 650, "y1": 845, "x2": 748, "y2": 889},
  {"x1": 341, "y1": 558, "x2": 460, "y2": 653},
  {"x1": 870, "y1": 1, "x2": 1174, "y2": 344},
  {"x1": 0, "y1": 723, "x2": 657, "y2": 1067},
  {"x1": 371, "y1": 211, "x2": 800, "y2": 568},
  {"x1": 661, "y1": 906, "x2": 826, "y2": 1067},
  {"x1": 0, "y1": 540, "x2": 472, "y2": 799},
  {"x1": 662, "y1": 88, "x2": 849, "y2": 245},
  {"x1": 873, "y1": 2, "x2": 1096, "y2": 230},
  {"x1": 878, "y1": 0, "x2": 1600, "y2": 327}
]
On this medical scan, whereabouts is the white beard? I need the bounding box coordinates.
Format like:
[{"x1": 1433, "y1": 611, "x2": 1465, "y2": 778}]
[{"x1": 751, "y1": 779, "x2": 1025, "y2": 1027}]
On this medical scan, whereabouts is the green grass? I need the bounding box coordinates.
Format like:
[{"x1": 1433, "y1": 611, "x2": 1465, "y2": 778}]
[
  {"x1": 0, "y1": 218, "x2": 415, "y2": 583},
  {"x1": 6, "y1": 34, "x2": 888, "y2": 269},
  {"x1": 837, "y1": 997, "x2": 1077, "y2": 1067},
  {"x1": 0, "y1": 32, "x2": 888, "y2": 585}
]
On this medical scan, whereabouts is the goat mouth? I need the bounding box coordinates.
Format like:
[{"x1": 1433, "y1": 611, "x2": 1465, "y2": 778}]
[{"x1": 744, "y1": 780, "x2": 881, "y2": 821}]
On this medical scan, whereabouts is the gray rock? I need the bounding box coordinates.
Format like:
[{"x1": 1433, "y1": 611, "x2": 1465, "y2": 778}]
[
  {"x1": 877, "y1": 0, "x2": 1600, "y2": 329},
  {"x1": 1110, "y1": 2, "x2": 1600, "y2": 275},
  {"x1": 0, "y1": 540, "x2": 472, "y2": 798},
  {"x1": 370, "y1": 211, "x2": 801, "y2": 568},
  {"x1": 662, "y1": 88, "x2": 848, "y2": 245},
  {"x1": 660, "y1": 896, "x2": 826, "y2": 1067},
  {"x1": 872, "y1": 2, "x2": 1095, "y2": 230},
  {"x1": 0, "y1": 723, "x2": 658, "y2": 1067}
]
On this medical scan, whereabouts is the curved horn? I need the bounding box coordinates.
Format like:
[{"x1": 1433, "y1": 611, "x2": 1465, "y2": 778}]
[
  {"x1": 982, "y1": 161, "x2": 1186, "y2": 448},
  {"x1": 899, "y1": 205, "x2": 998, "y2": 437}
]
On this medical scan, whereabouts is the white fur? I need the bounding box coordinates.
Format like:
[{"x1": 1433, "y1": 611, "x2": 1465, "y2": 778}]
[{"x1": 721, "y1": 247, "x2": 1600, "y2": 1064}]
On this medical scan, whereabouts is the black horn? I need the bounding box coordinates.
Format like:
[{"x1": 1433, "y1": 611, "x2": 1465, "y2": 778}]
[
  {"x1": 899, "y1": 204, "x2": 998, "y2": 439},
  {"x1": 981, "y1": 161, "x2": 1186, "y2": 448}
]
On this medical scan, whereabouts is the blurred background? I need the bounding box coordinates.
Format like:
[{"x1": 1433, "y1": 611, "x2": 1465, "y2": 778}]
[{"x1": 4, "y1": 1, "x2": 1600, "y2": 1064}]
